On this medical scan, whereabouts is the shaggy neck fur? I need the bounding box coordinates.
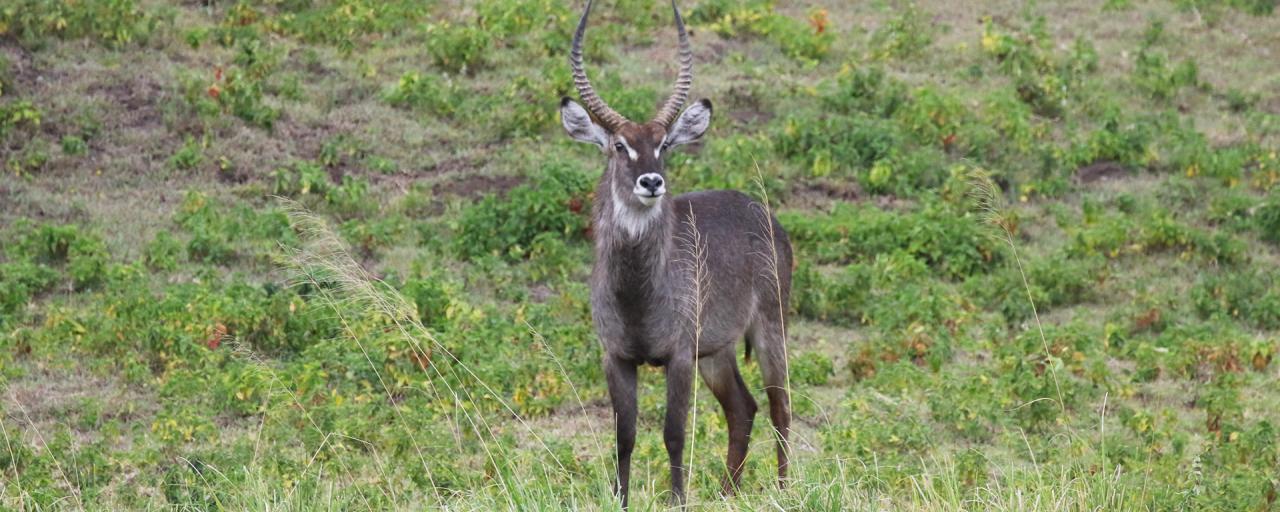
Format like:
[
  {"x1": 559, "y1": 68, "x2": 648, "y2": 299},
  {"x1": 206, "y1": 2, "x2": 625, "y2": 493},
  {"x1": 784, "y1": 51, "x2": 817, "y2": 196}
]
[{"x1": 592, "y1": 158, "x2": 677, "y2": 341}]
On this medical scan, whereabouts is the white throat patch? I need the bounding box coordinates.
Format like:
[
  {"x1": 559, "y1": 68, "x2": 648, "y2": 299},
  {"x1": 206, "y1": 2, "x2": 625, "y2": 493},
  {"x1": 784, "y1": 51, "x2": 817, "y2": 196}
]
[{"x1": 611, "y1": 184, "x2": 663, "y2": 238}]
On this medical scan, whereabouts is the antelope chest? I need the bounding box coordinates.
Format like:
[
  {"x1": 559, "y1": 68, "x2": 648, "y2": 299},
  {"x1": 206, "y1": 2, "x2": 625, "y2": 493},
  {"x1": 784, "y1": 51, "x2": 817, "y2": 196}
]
[{"x1": 591, "y1": 278, "x2": 688, "y2": 365}]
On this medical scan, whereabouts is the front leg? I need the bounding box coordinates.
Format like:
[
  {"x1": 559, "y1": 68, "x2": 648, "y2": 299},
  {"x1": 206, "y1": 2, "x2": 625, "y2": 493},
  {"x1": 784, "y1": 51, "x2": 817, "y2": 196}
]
[
  {"x1": 605, "y1": 355, "x2": 638, "y2": 508},
  {"x1": 664, "y1": 353, "x2": 694, "y2": 505}
]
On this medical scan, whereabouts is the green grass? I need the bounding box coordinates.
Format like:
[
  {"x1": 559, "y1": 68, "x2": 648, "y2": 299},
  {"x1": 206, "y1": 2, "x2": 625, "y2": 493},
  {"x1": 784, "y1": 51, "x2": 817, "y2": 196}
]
[{"x1": 2, "y1": 0, "x2": 1280, "y2": 509}]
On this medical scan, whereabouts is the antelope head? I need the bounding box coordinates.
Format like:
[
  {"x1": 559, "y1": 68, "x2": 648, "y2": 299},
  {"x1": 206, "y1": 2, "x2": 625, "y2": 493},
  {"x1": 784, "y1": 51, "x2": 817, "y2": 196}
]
[{"x1": 560, "y1": 0, "x2": 712, "y2": 213}]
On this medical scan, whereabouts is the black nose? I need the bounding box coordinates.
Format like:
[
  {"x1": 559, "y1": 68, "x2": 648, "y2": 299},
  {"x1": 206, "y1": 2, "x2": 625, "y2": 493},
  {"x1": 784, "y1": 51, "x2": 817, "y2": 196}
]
[{"x1": 638, "y1": 175, "x2": 663, "y2": 193}]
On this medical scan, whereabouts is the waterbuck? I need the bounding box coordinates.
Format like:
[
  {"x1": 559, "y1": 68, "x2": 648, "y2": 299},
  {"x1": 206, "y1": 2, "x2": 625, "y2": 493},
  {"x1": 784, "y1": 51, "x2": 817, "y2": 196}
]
[{"x1": 558, "y1": 0, "x2": 793, "y2": 506}]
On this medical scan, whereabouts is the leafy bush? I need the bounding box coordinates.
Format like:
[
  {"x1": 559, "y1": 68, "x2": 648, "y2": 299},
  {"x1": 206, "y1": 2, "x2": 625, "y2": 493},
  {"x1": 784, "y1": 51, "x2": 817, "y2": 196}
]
[
  {"x1": 0, "y1": 0, "x2": 171, "y2": 48},
  {"x1": 0, "y1": 222, "x2": 113, "y2": 322},
  {"x1": 60, "y1": 134, "x2": 87, "y2": 155},
  {"x1": 995, "y1": 323, "x2": 1103, "y2": 429},
  {"x1": 792, "y1": 261, "x2": 872, "y2": 324},
  {"x1": 979, "y1": 16, "x2": 1096, "y2": 117},
  {"x1": 340, "y1": 216, "x2": 406, "y2": 258},
  {"x1": 452, "y1": 162, "x2": 592, "y2": 262},
  {"x1": 176, "y1": 191, "x2": 235, "y2": 264},
  {"x1": 789, "y1": 351, "x2": 834, "y2": 386},
  {"x1": 271, "y1": 162, "x2": 376, "y2": 220},
  {"x1": 0, "y1": 55, "x2": 9, "y2": 96},
  {"x1": 383, "y1": 71, "x2": 458, "y2": 116},
  {"x1": 1192, "y1": 269, "x2": 1280, "y2": 330},
  {"x1": 669, "y1": 132, "x2": 785, "y2": 200},
  {"x1": 426, "y1": 22, "x2": 491, "y2": 74},
  {"x1": 170, "y1": 135, "x2": 203, "y2": 171},
  {"x1": 968, "y1": 252, "x2": 1106, "y2": 323},
  {"x1": 281, "y1": 0, "x2": 424, "y2": 53},
  {"x1": 1255, "y1": 191, "x2": 1280, "y2": 244},
  {"x1": 821, "y1": 64, "x2": 908, "y2": 118},
  {"x1": 0, "y1": 261, "x2": 58, "y2": 322},
  {"x1": 172, "y1": 191, "x2": 297, "y2": 266},
  {"x1": 1133, "y1": 49, "x2": 1198, "y2": 101},
  {"x1": 781, "y1": 202, "x2": 1001, "y2": 278},
  {"x1": 690, "y1": 0, "x2": 831, "y2": 63},
  {"x1": 867, "y1": 4, "x2": 933, "y2": 61},
  {"x1": 400, "y1": 276, "x2": 451, "y2": 330},
  {"x1": 184, "y1": 66, "x2": 279, "y2": 129},
  {"x1": 145, "y1": 231, "x2": 182, "y2": 271},
  {"x1": 1067, "y1": 209, "x2": 1245, "y2": 264},
  {"x1": 0, "y1": 100, "x2": 41, "y2": 139}
]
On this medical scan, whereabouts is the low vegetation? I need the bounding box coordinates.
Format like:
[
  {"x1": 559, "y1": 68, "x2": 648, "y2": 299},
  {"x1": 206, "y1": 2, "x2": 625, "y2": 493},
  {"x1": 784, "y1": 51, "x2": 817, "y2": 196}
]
[{"x1": 2, "y1": 0, "x2": 1278, "y2": 509}]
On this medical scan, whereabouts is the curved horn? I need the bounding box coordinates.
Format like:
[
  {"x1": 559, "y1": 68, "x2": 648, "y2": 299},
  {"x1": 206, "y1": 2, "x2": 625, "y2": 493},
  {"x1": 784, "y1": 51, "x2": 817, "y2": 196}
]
[
  {"x1": 652, "y1": 0, "x2": 693, "y2": 128},
  {"x1": 570, "y1": 0, "x2": 628, "y2": 131}
]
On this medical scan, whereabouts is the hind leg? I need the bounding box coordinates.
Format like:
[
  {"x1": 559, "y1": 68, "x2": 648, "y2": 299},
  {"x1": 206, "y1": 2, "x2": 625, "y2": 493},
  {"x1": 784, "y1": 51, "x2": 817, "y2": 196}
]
[
  {"x1": 749, "y1": 318, "x2": 791, "y2": 486},
  {"x1": 697, "y1": 349, "x2": 757, "y2": 495}
]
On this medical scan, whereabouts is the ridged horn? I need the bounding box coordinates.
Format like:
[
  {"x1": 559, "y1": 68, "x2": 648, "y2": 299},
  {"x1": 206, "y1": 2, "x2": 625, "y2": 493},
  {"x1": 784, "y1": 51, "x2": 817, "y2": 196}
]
[
  {"x1": 569, "y1": 0, "x2": 629, "y2": 131},
  {"x1": 651, "y1": 0, "x2": 693, "y2": 128}
]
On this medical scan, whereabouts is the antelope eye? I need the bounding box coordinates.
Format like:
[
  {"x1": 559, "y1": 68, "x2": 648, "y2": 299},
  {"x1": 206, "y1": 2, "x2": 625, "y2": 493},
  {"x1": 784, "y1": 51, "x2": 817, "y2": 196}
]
[
  {"x1": 614, "y1": 142, "x2": 625, "y2": 152},
  {"x1": 660, "y1": 142, "x2": 669, "y2": 151}
]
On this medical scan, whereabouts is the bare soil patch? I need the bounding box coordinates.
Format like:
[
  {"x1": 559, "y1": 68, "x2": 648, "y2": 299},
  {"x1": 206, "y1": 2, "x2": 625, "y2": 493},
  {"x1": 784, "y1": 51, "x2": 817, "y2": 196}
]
[
  {"x1": 1075, "y1": 160, "x2": 1130, "y2": 184},
  {"x1": 434, "y1": 172, "x2": 524, "y2": 199}
]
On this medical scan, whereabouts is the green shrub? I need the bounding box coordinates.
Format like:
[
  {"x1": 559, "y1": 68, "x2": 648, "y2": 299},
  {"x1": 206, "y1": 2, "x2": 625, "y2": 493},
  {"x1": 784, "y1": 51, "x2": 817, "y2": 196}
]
[
  {"x1": 792, "y1": 262, "x2": 872, "y2": 324},
  {"x1": 4, "y1": 138, "x2": 51, "y2": 176},
  {"x1": 176, "y1": 191, "x2": 235, "y2": 264},
  {"x1": 170, "y1": 136, "x2": 204, "y2": 171},
  {"x1": 60, "y1": 134, "x2": 87, "y2": 155},
  {"x1": 281, "y1": 0, "x2": 424, "y2": 53},
  {"x1": 1067, "y1": 210, "x2": 1244, "y2": 264},
  {"x1": 1192, "y1": 269, "x2": 1280, "y2": 330},
  {"x1": 232, "y1": 38, "x2": 281, "y2": 81},
  {"x1": 776, "y1": 114, "x2": 906, "y2": 184},
  {"x1": 452, "y1": 163, "x2": 592, "y2": 262},
  {"x1": 66, "y1": 236, "x2": 109, "y2": 290},
  {"x1": 495, "y1": 75, "x2": 560, "y2": 138},
  {"x1": 1062, "y1": 107, "x2": 1156, "y2": 170},
  {"x1": 1133, "y1": 49, "x2": 1198, "y2": 101},
  {"x1": 1, "y1": 222, "x2": 112, "y2": 310},
  {"x1": 669, "y1": 133, "x2": 784, "y2": 200},
  {"x1": 185, "y1": 66, "x2": 278, "y2": 129},
  {"x1": 0, "y1": 55, "x2": 9, "y2": 96},
  {"x1": 691, "y1": 0, "x2": 831, "y2": 63},
  {"x1": 383, "y1": 71, "x2": 458, "y2": 116},
  {"x1": 867, "y1": 4, "x2": 933, "y2": 60},
  {"x1": 979, "y1": 16, "x2": 1096, "y2": 117},
  {"x1": 820, "y1": 391, "x2": 933, "y2": 461},
  {"x1": 968, "y1": 253, "x2": 1106, "y2": 323},
  {"x1": 1174, "y1": 0, "x2": 1274, "y2": 18},
  {"x1": 781, "y1": 202, "x2": 1001, "y2": 278},
  {"x1": 145, "y1": 231, "x2": 182, "y2": 271},
  {"x1": 271, "y1": 162, "x2": 376, "y2": 220},
  {"x1": 1207, "y1": 189, "x2": 1258, "y2": 231},
  {"x1": 928, "y1": 368, "x2": 1006, "y2": 440},
  {"x1": 426, "y1": 21, "x2": 491, "y2": 74},
  {"x1": 271, "y1": 161, "x2": 330, "y2": 197},
  {"x1": 0, "y1": 100, "x2": 41, "y2": 139},
  {"x1": 790, "y1": 351, "x2": 834, "y2": 386},
  {"x1": 1255, "y1": 191, "x2": 1280, "y2": 244},
  {"x1": 0, "y1": 0, "x2": 170, "y2": 48},
  {"x1": 476, "y1": 0, "x2": 565, "y2": 40},
  {"x1": 821, "y1": 64, "x2": 908, "y2": 118},
  {"x1": 220, "y1": 68, "x2": 278, "y2": 129},
  {"x1": 340, "y1": 216, "x2": 406, "y2": 258},
  {"x1": 0, "y1": 261, "x2": 58, "y2": 321},
  {"x1": 995, "y1": 323, "x2": 1102, "y2": 429},
  {"x1": 400, "y1": 277, "x2": 451, "y2": 330}
]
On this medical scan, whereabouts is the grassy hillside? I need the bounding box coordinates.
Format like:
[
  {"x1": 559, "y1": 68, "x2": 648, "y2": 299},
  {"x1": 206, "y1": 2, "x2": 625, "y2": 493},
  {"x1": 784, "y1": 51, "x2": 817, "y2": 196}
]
[{"x1": 2, "y1": 0, "x2": 1280, "y2": 509}]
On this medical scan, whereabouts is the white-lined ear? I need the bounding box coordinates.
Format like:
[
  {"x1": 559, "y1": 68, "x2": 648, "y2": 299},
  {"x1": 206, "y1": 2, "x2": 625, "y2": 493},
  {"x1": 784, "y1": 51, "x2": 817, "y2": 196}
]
[
  {"x1": 561, "y1": 97, "x2": 609, "y2": 148},
  {"x1": 663, "y1": 98, "x2": 712, "y2": 149}
]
